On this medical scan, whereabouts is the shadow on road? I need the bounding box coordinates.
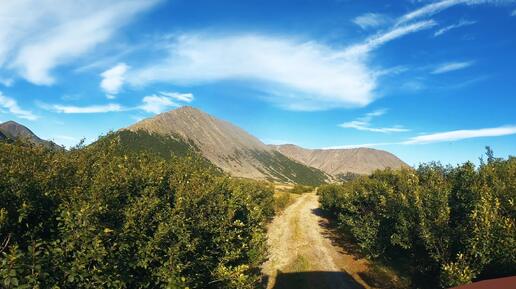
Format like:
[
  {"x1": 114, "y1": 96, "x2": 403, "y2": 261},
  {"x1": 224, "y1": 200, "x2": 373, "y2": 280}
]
[{"x1": 272, "y1": 270, "x2": 365, "y2": 289}]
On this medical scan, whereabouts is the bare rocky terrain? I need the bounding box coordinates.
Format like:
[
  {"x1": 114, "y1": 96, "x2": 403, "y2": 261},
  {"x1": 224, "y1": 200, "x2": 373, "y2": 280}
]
[{"x1": 270, "y1": 144, "x2": 407, "y2": 176}]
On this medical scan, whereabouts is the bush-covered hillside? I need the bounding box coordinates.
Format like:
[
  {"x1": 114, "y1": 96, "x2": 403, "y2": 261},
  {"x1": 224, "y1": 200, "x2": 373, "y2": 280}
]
[
  {"x1": 319, "y1": 149, "x2": 515, "y2": 288},
  {"x1": 0, "y1": 133, "x2": 274, "y2": 289}
]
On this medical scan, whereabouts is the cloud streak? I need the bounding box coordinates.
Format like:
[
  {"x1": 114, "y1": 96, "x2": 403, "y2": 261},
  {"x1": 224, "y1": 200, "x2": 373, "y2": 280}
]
[
  {"x1": 352, "y1": 13, "x2": 391, "y2": 29},
  {"x1": 432, "y1": 61, "x2": 475, "y2": 74},
  {"x1": 342, "y1": 20, "x2": 437, "y2": 57},
  {"x1": 434, "y1": 19, "x2": 477, "y2": 36},
  {"x1": 327, "y1": 125, "x2": 516, "y2": 149},
  {"x1": 0, "y1": 0, "x2": 159, "y2": 85},
  {"x1": 140, "y1": 95, "x2": 180, "y2": 114},
  {"x1": 397, "y1": 0, "x2": 514, "y2": 25},
  {"x1": 159, "y1": 92, "x2": 194, "y2": 103},
  {"x1": 404, "y1": 126, "x2": 516, "y2": 144},
  {"x1": 0, "y1": 92, "x2": 38, "y2": 120},
  {"x1": 340, "y1": 109, "x2": 410, "y2": 133},
  {"x1": 51, "y1": 103, "x2": 123, "y2": 114}
]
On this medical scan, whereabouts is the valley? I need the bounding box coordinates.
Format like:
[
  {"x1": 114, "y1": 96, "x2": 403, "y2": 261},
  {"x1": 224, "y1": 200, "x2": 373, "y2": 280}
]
[{"x1": 0, "y1": 108, "x2": 514, "y2": 289}]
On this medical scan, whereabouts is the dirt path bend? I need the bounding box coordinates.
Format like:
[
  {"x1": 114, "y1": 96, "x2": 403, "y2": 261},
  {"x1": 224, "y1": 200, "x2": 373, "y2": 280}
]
[{"x1": 262, "y1": 192, "x2": 372, "y2": 289}]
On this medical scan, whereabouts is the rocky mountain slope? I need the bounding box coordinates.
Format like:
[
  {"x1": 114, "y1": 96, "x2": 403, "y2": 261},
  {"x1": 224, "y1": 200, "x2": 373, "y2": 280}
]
[
  {"x1": 0, "y1": 121, "x2": 53, "y2": 146},
  {"x1": 270, "y1": 144, "x2": 407, "y2": 176},
  {"x1": 126, "y1": 106, "x2": 328, "y2": 185}
]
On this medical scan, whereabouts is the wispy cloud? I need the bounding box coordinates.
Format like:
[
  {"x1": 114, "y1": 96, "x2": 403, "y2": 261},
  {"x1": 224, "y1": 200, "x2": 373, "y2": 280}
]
[
  {"x1": 434, "y1": 19, "x2": 477, "y2": 36},
  {"x1": 340, "y1": 109, "x2": 410, "y2": 133},
  {"x1": 42, "y1": 90, "x2": 192, "y2": 115},
  {"x1": 327, "y1": 125, "x2": 516, "y2": 149},
  {"x1": 404, "y1": 126, "x2": 516, "y2": 144},
  {"x1": 159, "y1": 92, "x2": 194, "y2": 103},
  {"x1": 352, "y1": 13, "x2": 391, "y2": 29},
  {"x1": 129, "y1": 34, "x2": 377, "y2": 110},
  {"x1": 0, "y1": 0, "x2": 159, "y2": 85},
  {"x1": 397, "y1": 0, "x2": 514, "y2": 25},
  {"x1": 432, "y1": 61, "x2": 475, "y2": 74},
  {"x1": 512, "y1": 8, "x2": 516, "y2": 15},
  {"x1": 342, "y1": 20, "x2": 437, "y2": 57},
  {"x1": 139, "y1": 95, "x2": 180, "y2": 114},
  {"x1": 100, "y1": 63, "x2": 129, "y2": 97},
  {"x1": 128, "y1": 21, "x2": 436, "y2": 111},
  {"x1": 0, "y1": 92, "x2": 38, "y2": 120},
  {"x1": 50, "y1": 103, "x2": 123, "y2": 114}
]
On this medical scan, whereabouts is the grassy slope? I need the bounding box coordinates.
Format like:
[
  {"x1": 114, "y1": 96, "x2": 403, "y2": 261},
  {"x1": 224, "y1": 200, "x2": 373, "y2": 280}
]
[
  {"x1": 94, "y1": 130, "x2": 326, "y2": 185},
  {"x1": 252, "y1": 150, "x2": 328, "y2": 186}
]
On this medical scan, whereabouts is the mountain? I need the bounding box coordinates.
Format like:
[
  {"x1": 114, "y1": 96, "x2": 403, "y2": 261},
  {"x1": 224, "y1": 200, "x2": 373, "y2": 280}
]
[
  {"x1": 270, "y1": 144, "x2": 407, "y2": 177},
  {"x1": 126, "y1": 106, "x2": 328, "y2": 185},
  {"x1": 0, "y1": 121, "x2": 53, "y2": 147}
]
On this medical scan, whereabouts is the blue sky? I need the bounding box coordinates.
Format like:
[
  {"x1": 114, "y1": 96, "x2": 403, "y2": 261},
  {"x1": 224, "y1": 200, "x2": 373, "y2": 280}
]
[{"x1": 0, "y1": 0, "x2": 515, "y2": 166}]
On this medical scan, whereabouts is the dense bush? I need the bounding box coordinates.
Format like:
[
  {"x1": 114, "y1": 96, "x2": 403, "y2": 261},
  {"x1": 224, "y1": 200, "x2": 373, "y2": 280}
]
[
  {"x1": 0, "y1": 134, "x2": 274, "y2": 289},
  {"x1": 319, "y1": 149, "x2": 515, "y2": 288}
]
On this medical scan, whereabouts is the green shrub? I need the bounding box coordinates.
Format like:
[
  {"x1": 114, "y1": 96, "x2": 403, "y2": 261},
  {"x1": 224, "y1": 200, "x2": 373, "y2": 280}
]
[
  {"x1": 0, "y1": 133, "x2": 274, "y2": 289},
  {"x1": 319, "y1": 149, "x2": 516, "y2": 288}
]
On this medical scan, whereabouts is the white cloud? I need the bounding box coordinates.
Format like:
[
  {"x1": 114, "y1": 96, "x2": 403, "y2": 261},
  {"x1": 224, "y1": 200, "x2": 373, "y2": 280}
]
[
  {"x1": 434, "y1": 20, "x2": 477, "y2": 36},
  {"x1": 140, "y1": 95, "x2": 180, "y2": 114},
  {"x1": 100, "y1": 63, "x2": 129, "y2": 96},
  {"x1": 0, "y1": 0, "x2": 158, "y2": 85},
  {"x1": 352, "y1": 13, "x2": 391, "y2": 29},
  {"x1": 51, "y1": 103, "x2": 122, "y2": 114},
  {"x1": 432, "y1": 61, "x2": 474, "y2": 74},
  {"x1": 159, "y1": 91, "x2": 194, "y2": 102},
  {"x1": 340, "y1": 109, "x2": 410, "y2": 133},
  {"x1": 341, "y1": 20, "x2": 437, "y2": 57},
  {"x1": 129, "y1": 34, "x2": 377, "y2": 110},
  {"x1": 404, "y1": 126, "x2": 516, "y2": 144},
  {"x1": 129, "y1": 23, "x2": 433, "y2": 111},
  {"x1": 397, "y1": 0, "x2": 514, "y2": 25},
  {"x1": 326, "y1": 125, "x2": 516, "y2": 148},
  {"x1": 0, "y1": 92, "x2": 38, "y2": 120},
  {"x1": 512, "y1": 8, "x2": 516, "y2": 15}
]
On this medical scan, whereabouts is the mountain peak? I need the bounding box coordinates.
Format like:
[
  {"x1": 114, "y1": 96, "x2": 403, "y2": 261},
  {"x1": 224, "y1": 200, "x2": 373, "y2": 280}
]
[
  {"x1": 0, "y1": 120, "x2": 53, "y2": 147},
  {"x1": 0, "y1": 121, "x2": 40, "y2": 140},
  {"x1": 126, "y1": 107, "x2": 328, "y2": 184}
]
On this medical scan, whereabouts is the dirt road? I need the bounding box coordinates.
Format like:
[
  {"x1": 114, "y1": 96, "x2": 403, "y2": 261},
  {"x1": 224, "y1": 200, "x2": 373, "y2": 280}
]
[{"x1": 262, "y1": 192, "x2": 373, "y2": 289}]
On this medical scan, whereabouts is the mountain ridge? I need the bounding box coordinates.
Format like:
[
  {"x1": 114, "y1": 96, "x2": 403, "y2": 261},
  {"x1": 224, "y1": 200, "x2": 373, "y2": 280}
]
[
  {"x1": 0, "y1": 121, "x2": 55, "y2": 147},
  {"x1": 126, "y1": 106, "x2": 329, "y2": 185},
  {"x1": 269, "y1": 143, "x2": 407, "y2": 176}
]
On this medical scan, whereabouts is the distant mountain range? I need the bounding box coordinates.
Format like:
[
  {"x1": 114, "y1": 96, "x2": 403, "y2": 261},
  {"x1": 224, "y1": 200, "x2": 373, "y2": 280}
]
[
  {"x1": 1, "y1": 106, "x2": 408, "y2": 184},
  {"x1": 270, "y1": 144, "x2": 406, "y2": 176}
]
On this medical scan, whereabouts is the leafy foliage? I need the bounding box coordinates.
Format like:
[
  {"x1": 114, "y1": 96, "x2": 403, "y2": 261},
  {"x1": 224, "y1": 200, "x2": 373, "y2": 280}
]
[
  {"x1": 0, "y1": 132, "x2": 274, "y2": 289},
  {"x1": 319, "y1": 149, "x2": 515, "y2": 288}
]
